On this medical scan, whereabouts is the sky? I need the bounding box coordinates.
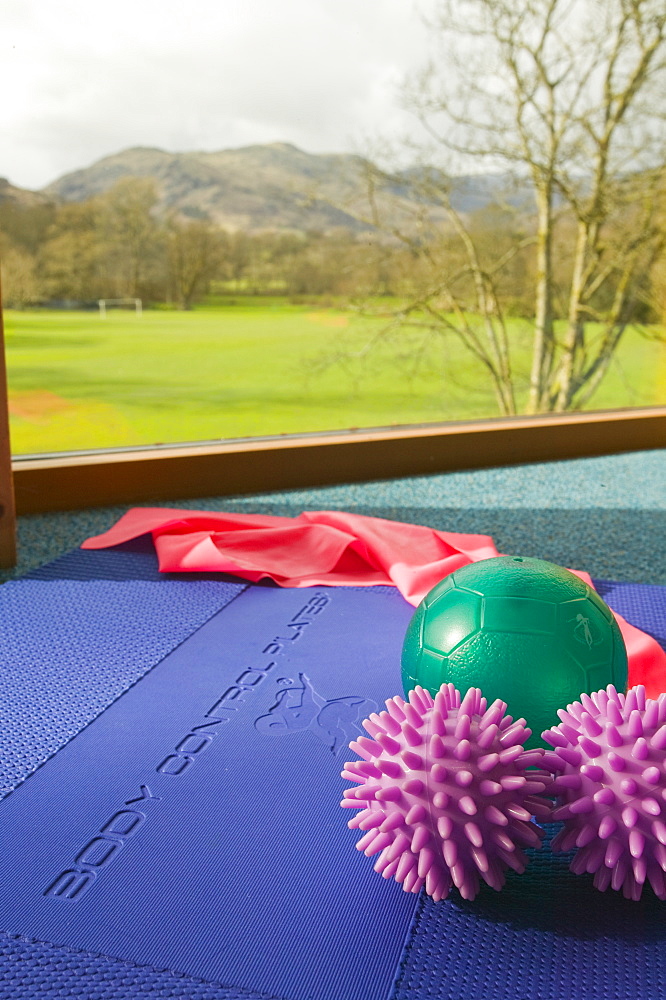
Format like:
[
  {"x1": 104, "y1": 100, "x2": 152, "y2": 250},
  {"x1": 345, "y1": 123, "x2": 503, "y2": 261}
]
[{"x1": 2, "y1": 0, "x2": 437, "y2": 191}]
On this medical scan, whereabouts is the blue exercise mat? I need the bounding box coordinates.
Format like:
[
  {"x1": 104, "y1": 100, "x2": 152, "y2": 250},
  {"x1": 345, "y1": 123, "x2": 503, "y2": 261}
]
[{"x1": 1, "y1": 548, "x2": 666, "y2": 1000}]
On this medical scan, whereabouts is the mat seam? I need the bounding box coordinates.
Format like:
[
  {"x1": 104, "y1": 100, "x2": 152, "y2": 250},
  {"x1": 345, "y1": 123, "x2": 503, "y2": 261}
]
[
  {"x1": 0, "y1": 928, "x2": 292, "y2": 1000},
  {"x1": 386, "y1": 891, "x2": 428, "y2": 1000},
  {"x1": 0, "y1": 581, "x2": 250, "y2": 806}
]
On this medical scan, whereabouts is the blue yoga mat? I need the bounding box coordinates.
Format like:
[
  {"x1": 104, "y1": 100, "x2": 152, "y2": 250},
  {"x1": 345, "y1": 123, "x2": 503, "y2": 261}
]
[{"x1": 1, "y1": 547, "x2": 666, "y2": 1000}]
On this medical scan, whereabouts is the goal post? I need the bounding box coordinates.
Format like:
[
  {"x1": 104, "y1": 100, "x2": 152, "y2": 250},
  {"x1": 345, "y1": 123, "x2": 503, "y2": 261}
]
[{"x1": 98, "y1": 298, "x2": 143, "y2": 318}]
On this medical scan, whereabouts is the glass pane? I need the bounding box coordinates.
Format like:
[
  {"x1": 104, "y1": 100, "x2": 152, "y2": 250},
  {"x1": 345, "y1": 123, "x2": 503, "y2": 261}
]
[
  {"x1": 2, "y1": 1, "x2": 665, "y2": 456},
  {"x1": 3, "y1": 305, "x2": 666, "y2": 456}
]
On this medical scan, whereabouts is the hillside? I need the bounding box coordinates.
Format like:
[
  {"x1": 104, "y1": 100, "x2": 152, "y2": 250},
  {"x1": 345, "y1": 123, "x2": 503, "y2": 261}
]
[
  {"x1": 41, "y1": 143, "x2": 396, "y2": 233},
  {"x1": 0, "y1": 177, "x2": 51, "y2": 209},
  {"x1": 38, "y1": 143, "x2": 531, "y2": 233}
]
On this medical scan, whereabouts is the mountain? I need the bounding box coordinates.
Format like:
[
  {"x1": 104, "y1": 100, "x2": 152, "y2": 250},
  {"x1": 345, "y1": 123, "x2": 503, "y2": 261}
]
[
  {"x1": 41, "y1": 143, "x2": 394, "y2": 233},
  {"x1": 40, "y1": 143, "x2": 530, "y2": 233}
]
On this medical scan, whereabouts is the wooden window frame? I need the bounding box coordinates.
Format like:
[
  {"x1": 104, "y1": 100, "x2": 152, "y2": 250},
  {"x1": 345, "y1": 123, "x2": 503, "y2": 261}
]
[
  {"x1": 0, "y1": 280, "x2": 16, "y2": 566},
  {"x1": 10, "y1": 405, "x2": 666, "y2": 516}
]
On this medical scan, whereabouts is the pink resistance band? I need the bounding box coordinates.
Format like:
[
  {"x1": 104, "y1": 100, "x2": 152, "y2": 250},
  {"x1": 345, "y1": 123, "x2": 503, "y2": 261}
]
[{"x1": 82, "y1": 507, "x2": 666, "y2": 698}]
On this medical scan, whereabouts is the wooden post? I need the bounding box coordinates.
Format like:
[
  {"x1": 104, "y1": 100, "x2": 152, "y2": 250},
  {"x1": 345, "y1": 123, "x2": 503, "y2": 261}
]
[{"x1": 0, "y1": 270, "x2": 17, "y2": 568}]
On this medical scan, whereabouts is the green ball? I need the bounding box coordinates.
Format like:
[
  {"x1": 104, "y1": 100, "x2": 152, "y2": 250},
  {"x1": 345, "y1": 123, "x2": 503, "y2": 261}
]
[{"x1": 401, "y1": 556, "x2": 628, "y2": 747}]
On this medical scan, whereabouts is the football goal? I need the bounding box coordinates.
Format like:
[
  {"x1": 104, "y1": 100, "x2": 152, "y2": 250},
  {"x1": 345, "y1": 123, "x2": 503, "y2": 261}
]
[{"x1": 98, "y1": 298, "x2": 143, "y2": 318}]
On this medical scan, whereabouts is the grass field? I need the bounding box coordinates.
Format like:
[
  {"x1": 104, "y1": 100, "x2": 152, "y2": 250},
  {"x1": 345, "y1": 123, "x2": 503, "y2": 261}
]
[{"x1": 4, "y1": 299, "x2": 665, "y2": 455}]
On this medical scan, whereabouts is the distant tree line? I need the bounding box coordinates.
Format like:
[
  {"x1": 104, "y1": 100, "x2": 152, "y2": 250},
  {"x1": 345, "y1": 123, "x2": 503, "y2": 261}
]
[
  {"x1": 0, "y1": 176, "x2": 396, "y2": 309},
  {"x1": 0, "y1": 171, "x2": 664, "y2": 329}
]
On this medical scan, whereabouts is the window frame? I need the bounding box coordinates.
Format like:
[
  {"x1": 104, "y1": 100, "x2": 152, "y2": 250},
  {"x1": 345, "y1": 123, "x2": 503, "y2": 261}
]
[
  {"x1": 0, "y1": 282, "x2": 16, "y2": 566},
  {"x1": 10, "y1": 405, "x2": 666, "y2": 515}
]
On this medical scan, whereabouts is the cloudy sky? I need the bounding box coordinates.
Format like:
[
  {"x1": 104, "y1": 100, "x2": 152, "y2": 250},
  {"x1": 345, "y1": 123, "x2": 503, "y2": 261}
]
[{"x1": 2, "y1": 0, "x2": 437, "y2": 190}]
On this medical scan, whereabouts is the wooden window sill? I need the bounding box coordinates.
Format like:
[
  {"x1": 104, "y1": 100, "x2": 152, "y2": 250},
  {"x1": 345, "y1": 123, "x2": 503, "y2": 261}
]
[{"x1": 11, "y1": 406, "x2": 666, "y2": 515}]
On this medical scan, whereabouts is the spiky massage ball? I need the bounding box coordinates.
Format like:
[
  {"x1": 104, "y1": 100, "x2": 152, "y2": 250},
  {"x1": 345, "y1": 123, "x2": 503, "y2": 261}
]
[
  {"x1": 543, "y1": 685, "x2": 666, "y2": 901},
  {"x1": 340, "y1": 684, "x2": 550, "y2": 901}
]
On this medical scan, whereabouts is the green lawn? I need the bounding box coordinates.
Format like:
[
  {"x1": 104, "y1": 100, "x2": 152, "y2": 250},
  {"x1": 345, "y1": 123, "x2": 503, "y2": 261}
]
[{"x1": 4, "y1": 301, "x2": 665, "y2": 455}]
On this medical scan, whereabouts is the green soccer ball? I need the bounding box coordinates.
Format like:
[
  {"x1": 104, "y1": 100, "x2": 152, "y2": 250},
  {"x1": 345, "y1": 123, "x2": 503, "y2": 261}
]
[{"x1": 401, "y1": 555, "x2": 628, "y2": 747}]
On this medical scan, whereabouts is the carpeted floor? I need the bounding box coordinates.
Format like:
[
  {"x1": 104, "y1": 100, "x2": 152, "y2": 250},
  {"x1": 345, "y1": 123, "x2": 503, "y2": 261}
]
[{"x1": 3, "y1": 448, "x2": 665, "y2": 583}]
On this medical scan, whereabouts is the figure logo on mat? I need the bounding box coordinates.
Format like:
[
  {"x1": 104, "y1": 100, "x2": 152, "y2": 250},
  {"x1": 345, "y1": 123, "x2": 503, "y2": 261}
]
[{"x1": 255, "y1": 673, "x2": 376, "y2": 754}]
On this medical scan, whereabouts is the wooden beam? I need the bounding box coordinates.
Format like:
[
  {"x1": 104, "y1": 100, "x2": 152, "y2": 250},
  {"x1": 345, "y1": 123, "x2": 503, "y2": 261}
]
[
  {"x1": 12, "y1": 406, "x2": 666, "y2": 515},
  {"x1": 0, "y1": 274, "x2": 17, "y2": 565}
]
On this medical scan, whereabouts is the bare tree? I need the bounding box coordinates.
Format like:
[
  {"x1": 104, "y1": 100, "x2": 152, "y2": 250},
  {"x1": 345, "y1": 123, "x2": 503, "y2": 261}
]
[
  {"x1": 38, "y1": 201, "x2": 105, "y2": 302},
  {"x1": 0, "y1": 246, "x2": 41, "y2": 308},
  {"x1": 320, "y1": 158, "x2": 533, "y2": 416},
  {"x1": 357, "y1": 0, "x2": 666, "y2": 414},
  {"x1": 98, "y1": 178, "x2": 162, "y2": 299},
  {"x1": 166, "y1": 217, "x2": 227, "y2": 309}
]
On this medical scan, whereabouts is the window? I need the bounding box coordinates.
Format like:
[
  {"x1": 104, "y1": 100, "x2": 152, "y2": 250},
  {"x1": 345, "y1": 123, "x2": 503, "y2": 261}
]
[{"x1": 1, "y1": 0, "x2": 664, "y2": 528}]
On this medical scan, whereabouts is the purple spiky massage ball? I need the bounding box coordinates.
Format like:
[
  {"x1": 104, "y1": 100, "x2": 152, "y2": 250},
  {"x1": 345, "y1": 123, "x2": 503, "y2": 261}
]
[
  {"x1": 340, "y1": 684, "x2": 551, "y2": 901},
  {"x1": 544, "y1": 685, "x2": 666, "y2": 901}
]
